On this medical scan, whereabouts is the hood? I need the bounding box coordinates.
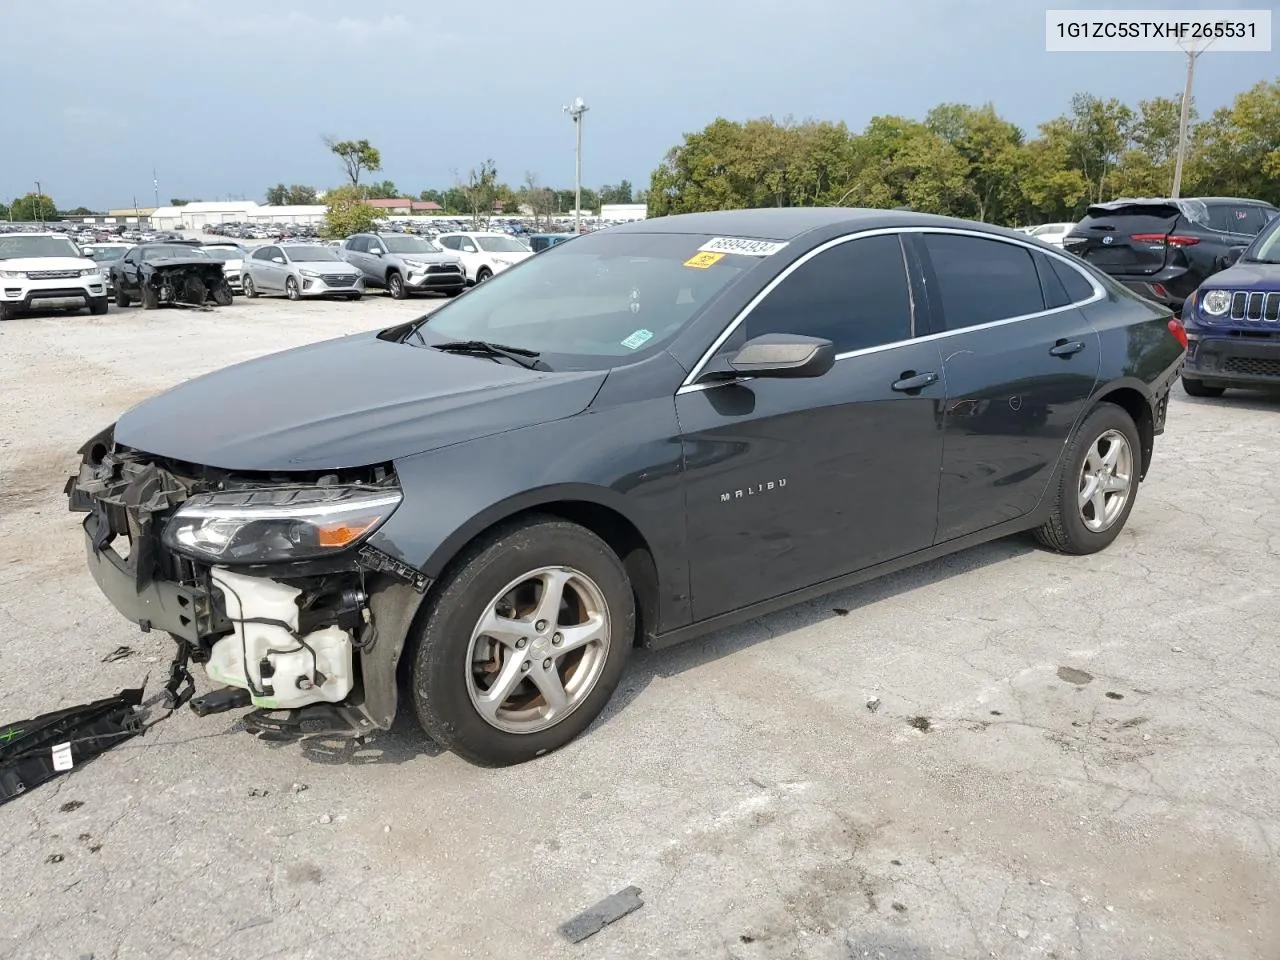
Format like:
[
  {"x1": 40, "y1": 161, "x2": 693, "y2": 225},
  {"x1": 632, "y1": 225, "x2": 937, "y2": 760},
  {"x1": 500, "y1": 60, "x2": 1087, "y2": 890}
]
[
  {"x1": 141, "y1": 257, "x2": 223, "y2": 271},
  {"x1": 1204, "y1": 262, "x2": 1280, "y2": 292},
  {"x1": 293, "y1": 259, "x2": 359, "y2": 273},
  {"x1": 396, "y1": 251, "x2": 461, "y2": 266},
  {"x1": 0, "y1": 256, "x2": 95, "y2": 271},
  {"x1": 491, "y1": 250, "x2": 534, "y2": 263},
  {"x1": 113, "y1": 331, "x2": 608, "y2": 471}
]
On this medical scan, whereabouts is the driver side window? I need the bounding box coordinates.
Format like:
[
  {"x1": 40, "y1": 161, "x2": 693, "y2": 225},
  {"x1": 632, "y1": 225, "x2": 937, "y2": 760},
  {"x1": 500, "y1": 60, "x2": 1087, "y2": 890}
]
[{"x1": 741, "y1": 235, "x2": 914, "y2": 354}]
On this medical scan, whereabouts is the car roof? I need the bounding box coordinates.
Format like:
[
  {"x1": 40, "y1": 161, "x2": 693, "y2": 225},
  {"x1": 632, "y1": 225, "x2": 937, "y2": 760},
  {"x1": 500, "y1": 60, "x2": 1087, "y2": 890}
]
[{"x1": 609, "y1": 207, "x2": 1029, "y2": 243}]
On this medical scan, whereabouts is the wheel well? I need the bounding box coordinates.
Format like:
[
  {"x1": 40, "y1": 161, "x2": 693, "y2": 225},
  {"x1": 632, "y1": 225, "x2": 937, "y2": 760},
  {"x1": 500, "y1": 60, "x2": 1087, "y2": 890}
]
[
  {"x1": 434, "y1": 501, "x2": 660, "y2": 647},
  {"x1": 1094, "y1": 387, "x2": 1153, "y2": 478}
]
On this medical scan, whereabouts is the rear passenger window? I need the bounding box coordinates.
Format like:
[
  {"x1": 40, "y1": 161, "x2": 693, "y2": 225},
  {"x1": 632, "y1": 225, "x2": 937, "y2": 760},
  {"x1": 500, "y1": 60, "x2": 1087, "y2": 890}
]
[
  {"x1": 1049, "y1": 258, "x2": 1096, "y2": 304},
  {"x1": 742, "y1": 234, "x2": 913, "y2": 353},
  {"x1": 1207, "y1": 203, "x2": 1257, "y2": 234},
  {"x1": 921, "y1": 234, "x2": 1045, "y2": 330}
]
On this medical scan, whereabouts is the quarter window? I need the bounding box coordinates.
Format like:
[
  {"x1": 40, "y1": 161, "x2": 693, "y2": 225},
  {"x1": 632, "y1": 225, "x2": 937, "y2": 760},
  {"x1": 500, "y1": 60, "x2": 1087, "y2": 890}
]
[
  {"x1": 1049, "y1": 258, "x2": 1096, "y2": 304},
  {"x1": 1206, "y1": 203, "x2": 1256, "y2": 234},
  {"x1": 922, "y1": 234, "x2": 1045, "y2": 330},
  {"x1": 741, "y1": 234, "x2": 913, "y2": 353}
]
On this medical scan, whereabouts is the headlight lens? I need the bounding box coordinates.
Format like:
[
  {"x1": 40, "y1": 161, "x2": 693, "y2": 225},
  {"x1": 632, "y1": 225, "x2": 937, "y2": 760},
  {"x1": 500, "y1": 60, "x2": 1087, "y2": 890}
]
[
  {"x1": 1200, "y1": 289, "x2": 1231, "y2": 316},
  {"x1": 0, "y1": 270, "x2": 26, "y2": 279},
  {"x1": 299, "y1": 269, "x2": 320, "y2": 278},
  {"x1": 81, "y1": 268, "x2": 101, "y2": 277},
  {"x1": 161, "y1": 486, "x2": 402, "y2": 564}
]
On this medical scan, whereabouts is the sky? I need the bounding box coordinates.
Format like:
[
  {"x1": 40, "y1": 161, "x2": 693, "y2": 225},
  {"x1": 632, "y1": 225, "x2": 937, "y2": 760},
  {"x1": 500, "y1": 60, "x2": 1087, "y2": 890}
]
[{"x1": 1, "y1": 0, "x2": 1276, "y2": 210}]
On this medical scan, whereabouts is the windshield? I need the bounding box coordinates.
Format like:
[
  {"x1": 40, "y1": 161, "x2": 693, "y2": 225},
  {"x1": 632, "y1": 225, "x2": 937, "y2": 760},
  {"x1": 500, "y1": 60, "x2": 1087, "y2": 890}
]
[
  {"x1": 1244, "y1": 216, "x2": 1280, "y2": 263},
  {"x1": 201, "y1": 247, "x2": 242, "y2": 261},
  {"x1": 0, "y1": 235, "x2": 81, "y2": 259},
  {"x1": 474, "y1": 235, "x2": 530, "y2": 253},
  {"x1": 419, "y1": 231, "x2": 755, "y2": 369},
  {"x1": 88, "y1": 247, "x2": 127, "y2": 261},
  {"x1": 382, "y1": 236, "x2": 436, "y2": 255},
  {"x1": 145, "y1": 245, "x2": 209, "y2": 259},
  {"x1": 283, "y1": 245, "x2": 340, "y2": 262}
]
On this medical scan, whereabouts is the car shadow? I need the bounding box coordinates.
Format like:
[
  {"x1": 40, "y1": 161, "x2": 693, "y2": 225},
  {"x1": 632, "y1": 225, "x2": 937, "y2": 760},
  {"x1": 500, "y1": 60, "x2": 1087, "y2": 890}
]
[
  {"x1": 250, "y1": 709, "x2": 445, "y2": 765},
  {"x1": 1176, "y1": 390, "x2": 1280, "y2": 413},
  {"x1": 594, "y1": 534, "x2": 1037, "y2": 730}
]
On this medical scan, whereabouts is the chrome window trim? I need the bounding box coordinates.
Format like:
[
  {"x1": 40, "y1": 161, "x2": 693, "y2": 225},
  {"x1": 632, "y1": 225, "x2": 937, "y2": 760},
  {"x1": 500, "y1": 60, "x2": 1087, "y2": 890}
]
[{"x1": 676, "y1": 225, "x2": 1106, "y2": 396}]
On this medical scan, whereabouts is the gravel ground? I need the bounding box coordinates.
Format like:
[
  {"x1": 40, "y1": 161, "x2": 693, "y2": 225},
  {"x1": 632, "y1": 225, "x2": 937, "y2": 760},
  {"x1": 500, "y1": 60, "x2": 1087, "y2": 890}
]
[{"x1": 1, "y1": 295, "x2": 1278, "y2": 960}]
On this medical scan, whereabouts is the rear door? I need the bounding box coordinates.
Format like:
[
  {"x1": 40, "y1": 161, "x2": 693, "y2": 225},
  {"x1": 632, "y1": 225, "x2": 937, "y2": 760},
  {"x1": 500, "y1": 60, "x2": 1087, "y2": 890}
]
[
  {"x1": 1064, "y1": 201, "x2": 1183, "y2": 276},
  {"x1": 916, "y1": 231, "x2": 1102, "y2": 543}
]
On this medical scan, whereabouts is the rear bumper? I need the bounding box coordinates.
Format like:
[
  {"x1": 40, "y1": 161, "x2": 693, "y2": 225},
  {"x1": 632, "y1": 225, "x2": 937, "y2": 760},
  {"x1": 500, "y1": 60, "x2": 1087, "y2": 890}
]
[
  {"x1": 1091, "y1": 267, "x2": 1197, "y2": 311},
  {"x1": 1185, "y1": 335, "x2": 1280, "y2": 388}
]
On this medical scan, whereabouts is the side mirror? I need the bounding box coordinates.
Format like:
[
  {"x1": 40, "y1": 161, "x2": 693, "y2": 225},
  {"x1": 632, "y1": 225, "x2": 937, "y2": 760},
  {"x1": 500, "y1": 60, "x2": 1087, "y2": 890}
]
[
  {"x1": 271, "y1": 257, "x2": 285, "y2": 264},
  {"x1": 370, "y1": 249, "x2": 383, "y2": 257},
  {"x1": 701, "y1": 334, "x2": 836, "y2": 382},
  {"x1": 1216, "y1": 246, "x2": 1245, "y2": 270}
]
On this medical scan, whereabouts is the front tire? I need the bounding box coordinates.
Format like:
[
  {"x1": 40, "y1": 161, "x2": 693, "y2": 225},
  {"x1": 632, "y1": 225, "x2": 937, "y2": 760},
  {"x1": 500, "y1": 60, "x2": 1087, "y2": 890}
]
[
  {"x1": 89, "y1": 296, "x2": 109, "y2": 316},
  {"x1": 1181, "y1": 376, "x2": 1225, "y2": 398},
  {"x1": 410, "y1": 517, "x2": 635, "y2": 766},
  {"x1": 242, "y1": 274, "x2": 259, "y2": 298},
  {"x1": 475, "y1": 267, "x2": 493, "y2": 283},
  {"x1": 1034, "y1": 403, "x2": 1141, "y2": 555},
  {"x1": 285, "y1": 276, "x2": 301, "y2": 301},
  {"x1": 140, "y1": 285, "x2": 160, "y2": 310},
  {"x1": 387, "y1": 271, "x2": 407, "y2": 299},
  {"x1": 211, "y1": 282, "x2": 233, "y2": 307},
  {"x1": 115, "y1": 285, "x2": 130, "y2": 308}
]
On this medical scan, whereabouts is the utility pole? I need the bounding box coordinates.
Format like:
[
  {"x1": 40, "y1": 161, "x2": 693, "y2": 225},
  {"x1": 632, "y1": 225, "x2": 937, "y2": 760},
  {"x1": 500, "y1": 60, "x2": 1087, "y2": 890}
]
[
  {"x1": 153, "y1": 168, "x2": 159, "y2": 209},
  {"x1": 1171, "y1": 36, "x2": 1216, "y2": 199},
  {"x1": 34, "y1": 180, "x2": 44, "y2": 226},
  {"x1": 562, "y1": 97, "x2": 588, "y2": 234}
]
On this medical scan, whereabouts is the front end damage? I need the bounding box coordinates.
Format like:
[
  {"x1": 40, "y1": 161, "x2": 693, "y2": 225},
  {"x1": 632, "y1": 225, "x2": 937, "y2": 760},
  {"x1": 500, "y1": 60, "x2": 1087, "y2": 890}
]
[
  {"x1": 140, "y1": 259, "x2": 234, "y2": 308},
  {"x1": 66, "y1": 428, "x2": 429, "y2": 740}
]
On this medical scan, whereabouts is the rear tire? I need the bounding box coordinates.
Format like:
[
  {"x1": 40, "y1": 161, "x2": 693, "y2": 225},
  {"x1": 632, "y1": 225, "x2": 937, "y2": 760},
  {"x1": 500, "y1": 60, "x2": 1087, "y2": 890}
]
[
  {"x1": 1181, "y1": 376, "x2": 1225, "y2": 398},
  {"x1": 89, "y1": 296, "x2": 109, "y2": 316},
  {"x1": 1034, "y1": 403, "x2": 1142, "y2": 555},
  {"x1": 410, "y1": 517, "x2": 635, "y2": 766}
]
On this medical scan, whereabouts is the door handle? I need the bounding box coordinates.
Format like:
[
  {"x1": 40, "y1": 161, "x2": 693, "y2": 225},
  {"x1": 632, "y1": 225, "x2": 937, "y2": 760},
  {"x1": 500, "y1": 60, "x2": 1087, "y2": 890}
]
[
  {"x1": 891, "y1": 371, "x2": 939, "y2": 392},
  {"x1": 1050, "y1": 339, "x2": 1086, "y2": 358}
]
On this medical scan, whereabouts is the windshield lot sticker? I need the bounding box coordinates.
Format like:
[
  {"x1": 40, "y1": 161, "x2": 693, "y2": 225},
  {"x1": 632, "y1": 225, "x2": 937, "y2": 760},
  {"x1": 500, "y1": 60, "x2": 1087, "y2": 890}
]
[
  {"x1": 621, "y1": 329, "x2": 653, "y2": 350},
  {"x1": 698, "y1": 237, "x2": 789, "y2": 257},
  {"x1": 683, "y1": 251, "x2": 725, "y2": 269}
]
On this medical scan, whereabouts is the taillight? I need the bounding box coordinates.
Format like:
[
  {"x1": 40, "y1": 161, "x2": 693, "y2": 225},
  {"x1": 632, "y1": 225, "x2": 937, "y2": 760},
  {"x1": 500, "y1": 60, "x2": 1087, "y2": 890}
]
[
  {"x1": 1168, "y1": 318, "x2": 1188, "y2": 349},
  {"x1": 1130, "y1": 233, "x2": 1200, "y2": 246}
]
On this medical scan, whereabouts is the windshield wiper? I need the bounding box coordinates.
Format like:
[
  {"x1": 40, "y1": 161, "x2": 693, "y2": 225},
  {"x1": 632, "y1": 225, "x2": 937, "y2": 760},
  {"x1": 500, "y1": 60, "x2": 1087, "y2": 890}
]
[{"x1": 430, "y1": 339, "x2": 550, "y2": 370}]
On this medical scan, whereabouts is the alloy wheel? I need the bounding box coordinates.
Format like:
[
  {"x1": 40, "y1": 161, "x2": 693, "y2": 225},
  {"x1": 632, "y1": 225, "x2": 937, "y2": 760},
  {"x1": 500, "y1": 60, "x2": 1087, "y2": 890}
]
[
  {"x1": 465, "y1": 566, "x2": 611, "y2": 735},
  {"x1": 1077, "y1": 428, "x2": 1133, "y2": 533},
  {"x1": 286, "y1": 277, "x2": 300, "y2": 300}
]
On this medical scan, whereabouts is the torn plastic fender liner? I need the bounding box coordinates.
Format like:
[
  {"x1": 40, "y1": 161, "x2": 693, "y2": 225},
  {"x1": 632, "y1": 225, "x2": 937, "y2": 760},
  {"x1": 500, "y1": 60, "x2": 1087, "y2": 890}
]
[
  {"x1": 359, "y1": 578, "x2": 432, "y2": 729},
  {"x1": 0, "y1": 688, "x2": 145, "y2": 805}
]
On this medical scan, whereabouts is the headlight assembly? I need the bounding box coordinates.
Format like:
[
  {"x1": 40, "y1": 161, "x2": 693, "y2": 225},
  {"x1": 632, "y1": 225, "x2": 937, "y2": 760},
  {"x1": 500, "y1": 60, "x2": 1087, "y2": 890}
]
[
  {"x1": 0, "y1": 270, "x2": 26, "y2": 279},
  {"x1": 162, "y1": 486, "x2": 402, "y2": 564},
  {"x1": 299, "y1": 269, "x2": 320, "y2": 278},
  {"x1": 1199, "y1": 289, "x2": 1231, "y2": 316}
]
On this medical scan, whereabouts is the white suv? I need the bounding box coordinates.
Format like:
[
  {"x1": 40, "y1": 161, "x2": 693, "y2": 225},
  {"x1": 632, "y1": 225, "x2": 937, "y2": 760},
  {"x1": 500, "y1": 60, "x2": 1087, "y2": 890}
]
[{"x1": 0, "y1": 232, "x2": 108, "y2": 320}]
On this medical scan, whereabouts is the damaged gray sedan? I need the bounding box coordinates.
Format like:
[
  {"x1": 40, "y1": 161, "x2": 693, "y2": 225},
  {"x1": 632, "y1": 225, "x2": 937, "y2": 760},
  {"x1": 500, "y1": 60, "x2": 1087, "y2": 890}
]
[{"x1": 110, "y1": 243, "x2": 234, "y2": 309}]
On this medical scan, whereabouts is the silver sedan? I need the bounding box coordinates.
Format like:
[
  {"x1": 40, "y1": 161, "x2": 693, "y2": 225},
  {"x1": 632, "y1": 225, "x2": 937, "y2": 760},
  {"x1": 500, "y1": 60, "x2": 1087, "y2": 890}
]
[{"x1": 241, "y1": 243, "x2": 365, "y2": 300}]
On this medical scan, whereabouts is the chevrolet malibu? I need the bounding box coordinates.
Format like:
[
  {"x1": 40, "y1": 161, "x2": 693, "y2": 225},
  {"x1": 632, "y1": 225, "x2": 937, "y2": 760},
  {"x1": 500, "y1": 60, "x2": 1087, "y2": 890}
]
[{"x1": 66, "y1": 209, "x2": 1186, "y2": 766}]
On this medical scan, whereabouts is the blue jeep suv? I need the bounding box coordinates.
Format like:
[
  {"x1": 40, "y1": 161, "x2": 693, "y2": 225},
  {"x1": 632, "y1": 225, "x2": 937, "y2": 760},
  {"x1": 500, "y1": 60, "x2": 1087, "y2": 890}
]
[{"x1": 1182, "y1": 213, "x2": 1280, "y2": 397}]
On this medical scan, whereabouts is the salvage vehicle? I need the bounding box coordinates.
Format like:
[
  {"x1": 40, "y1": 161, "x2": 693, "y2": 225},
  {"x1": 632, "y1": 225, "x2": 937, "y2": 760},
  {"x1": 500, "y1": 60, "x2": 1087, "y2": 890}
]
[
  {"x1": 111, "y1": 243, "x2": 233, "y2": 309},
  {"x1": 1180, "y1": 212, "x2": 1280, "y2": 397},
  {"x1": 1063, "y1": 196, "x2": 1278, "y2": 315},
  {"x1": 241, "y1": 242, "x2": 365, "y2": 301},
  {"x1": 66, "y1": 209, "x2": 1186, "y2": 766},
  {"x1": 0, "y1": 232, "x2": 108, "y2": 320},
  {"x1": 338, "y1": 233, "x2": 465, "y2": 299},
  {"x1": 82, "y1": 242, "x2": 132, "y2": 298},
  {"x1": 200, "y1": 242, "x2": 249, "y2": 294}
]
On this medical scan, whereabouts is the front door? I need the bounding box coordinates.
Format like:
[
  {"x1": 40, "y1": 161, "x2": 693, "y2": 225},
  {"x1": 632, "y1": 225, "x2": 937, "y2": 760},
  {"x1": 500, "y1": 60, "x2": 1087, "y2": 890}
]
[
  {"x1": 914, "y1": 232, "x2": 1102, "y2": 542},
  {"x1": 677, "y1": 233, "x2": 945, "y2": 621}
]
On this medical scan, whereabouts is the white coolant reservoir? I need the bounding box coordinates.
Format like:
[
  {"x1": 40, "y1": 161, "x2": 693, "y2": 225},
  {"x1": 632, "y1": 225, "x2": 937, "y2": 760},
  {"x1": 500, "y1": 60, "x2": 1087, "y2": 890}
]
[{"x1": 207, "y1": 568, "x2": 354, "y2": 710}]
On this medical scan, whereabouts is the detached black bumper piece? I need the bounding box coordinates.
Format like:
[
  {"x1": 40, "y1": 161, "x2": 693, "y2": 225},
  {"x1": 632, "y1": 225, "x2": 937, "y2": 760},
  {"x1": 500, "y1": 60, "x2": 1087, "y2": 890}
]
[
  {"x1": 0, "y1": 688, "x2": 145, "y2": 805},
  {"x1": 1186, "y1": 336, "x2": 1280, "y2": 388}
]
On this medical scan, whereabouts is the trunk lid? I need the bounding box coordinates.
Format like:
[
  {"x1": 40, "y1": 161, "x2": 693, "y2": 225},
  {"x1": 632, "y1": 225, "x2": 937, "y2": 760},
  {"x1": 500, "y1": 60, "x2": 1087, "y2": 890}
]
[{"x1": 1063, "y1": 199, "x2": 1202, "y2": 276}]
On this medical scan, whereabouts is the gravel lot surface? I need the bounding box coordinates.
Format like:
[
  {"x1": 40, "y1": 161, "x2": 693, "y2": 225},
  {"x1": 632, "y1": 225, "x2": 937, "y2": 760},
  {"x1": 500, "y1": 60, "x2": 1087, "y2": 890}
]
[{"x1": 1, "y1": 295, "x2": 1278, "y2": 960}]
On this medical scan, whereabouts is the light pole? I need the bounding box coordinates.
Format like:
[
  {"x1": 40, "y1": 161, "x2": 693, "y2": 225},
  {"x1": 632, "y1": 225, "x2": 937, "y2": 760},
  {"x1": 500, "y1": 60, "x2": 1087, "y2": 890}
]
[
  {"x1": 1171, "y1": 35, "x2": 1216, "y2": 199},
  {"x1": 562, "y1": 97, "x2": 588, "y2": 234},
  {"x1": 34, "y1": 180, "x2": 43, "y2": 226}
]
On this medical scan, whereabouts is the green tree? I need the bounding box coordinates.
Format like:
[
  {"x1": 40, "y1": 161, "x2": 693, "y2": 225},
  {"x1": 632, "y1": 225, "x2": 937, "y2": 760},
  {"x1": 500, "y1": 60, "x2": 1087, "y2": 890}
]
[
  {"x1": 287, "y1": 184, "x2": 318, "y2": 205},
  {"x1": 10, "y1": 192, "x2": 57, "y2": 222},
  {"x1": 599, "y1": 180, "x2": 634, "y2": 204},
  {"x1": 266, "y1": 183, "x2": 289, "y2": 205},
  {"x1": 459, "y1": 160, "x2": 499, "y2": 228},
  {"x1": 169, "y1": 198, "x2": 195, "y2": 206},
  {"x1": 64, "y1": 206, "x2": 97, "y2": 217},
  {"x1": 320, "y1": 185, "x2": 379, "y2": 239},
  {"x1": 324, "y1": 137, "x2": 382, "y2": 187},
  {"x1": 364, "y1": 180, "x2": 400, "y2": 200},
  {"x1": 1191, "y1": 79, "x2": 1280, "y2": 205},
  {"x1": 926, "y1": 103, "x2": 1025, "y2": 222},
  {"x1": 0, "y1": 201, "x2": 9, "y2": 219},
  {"x1": 418, "y1": 188, "x2": 444, "y2": 205}
]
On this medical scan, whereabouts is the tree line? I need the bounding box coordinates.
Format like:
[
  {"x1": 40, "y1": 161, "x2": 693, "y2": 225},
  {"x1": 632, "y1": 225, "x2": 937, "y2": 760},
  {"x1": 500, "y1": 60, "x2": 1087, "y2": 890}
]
[{"x1": 648, "y1": 79, "x2": 1279, "y2": 225}]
